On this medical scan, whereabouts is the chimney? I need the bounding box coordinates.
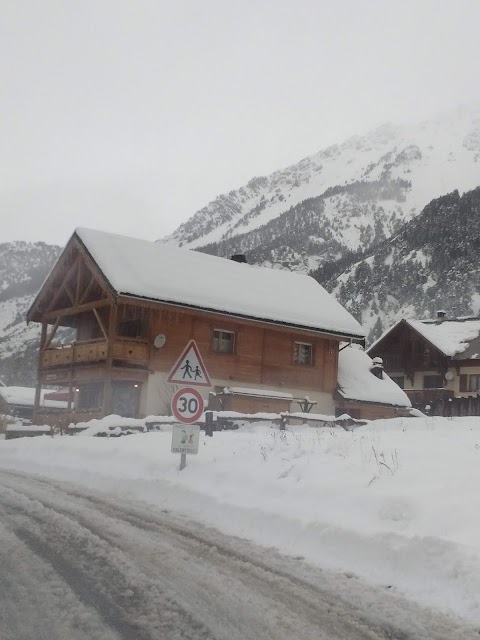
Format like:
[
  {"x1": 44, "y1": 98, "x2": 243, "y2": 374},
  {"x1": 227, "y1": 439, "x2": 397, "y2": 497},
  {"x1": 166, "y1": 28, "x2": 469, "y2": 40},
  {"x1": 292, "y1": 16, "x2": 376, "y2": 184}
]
[
  {"x1": 370, "y1": 357, "x2": 384, "y2": 379},
  {"x1": 231, "y1": 254, "x2": 247, "y2": 264},
  {"x1": 436, "y1": 310, "x2": 446, "y2": 322}
]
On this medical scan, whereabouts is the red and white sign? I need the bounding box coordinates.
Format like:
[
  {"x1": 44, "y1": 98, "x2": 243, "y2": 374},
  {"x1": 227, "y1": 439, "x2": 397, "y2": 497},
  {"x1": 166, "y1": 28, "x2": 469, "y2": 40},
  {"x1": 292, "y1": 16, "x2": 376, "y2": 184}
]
[
  {"x1": 171, "y1": 387, "x2": 204, "y2": 424},
  {"x1": 167, "y1": 340, "x2": 211, "y2": 387}
]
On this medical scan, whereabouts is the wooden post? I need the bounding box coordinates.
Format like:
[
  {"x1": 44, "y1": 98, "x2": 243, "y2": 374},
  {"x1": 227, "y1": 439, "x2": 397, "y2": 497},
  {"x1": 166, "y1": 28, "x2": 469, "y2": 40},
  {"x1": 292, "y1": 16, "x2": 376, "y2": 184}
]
[
  {"x1": 33, "y1": 321, "x2": 48, "y2": 423},
  {"x1": 205, "y1": 410, "x2": 214, "y2": 437},
  {"x1": 102, "y1": 304, "x2": 117, "y2": 416}
]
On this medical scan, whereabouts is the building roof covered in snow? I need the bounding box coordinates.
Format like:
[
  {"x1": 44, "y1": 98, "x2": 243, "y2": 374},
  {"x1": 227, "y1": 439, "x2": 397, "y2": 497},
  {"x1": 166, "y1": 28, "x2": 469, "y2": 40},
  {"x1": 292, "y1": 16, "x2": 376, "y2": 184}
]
[
  {"x1": 38, "y1": 227, "x2": 364, "y2": 340},
  {"x1": 0, "y1": 386, "x2": 68, "y2": 409},
  {"x1": 369, "y1": 317, "x2": 480, "y2": 360},
  {"x1": 337, "y1": 346, "x2": 411, "y2": 407}
]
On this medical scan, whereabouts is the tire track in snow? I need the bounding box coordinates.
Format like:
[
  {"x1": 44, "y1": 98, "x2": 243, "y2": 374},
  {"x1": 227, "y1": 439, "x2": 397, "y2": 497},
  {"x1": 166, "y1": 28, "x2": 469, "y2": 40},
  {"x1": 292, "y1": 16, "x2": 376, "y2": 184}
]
[{"x1": 0, "y1": 469, "x2": 477, "y2": 640}]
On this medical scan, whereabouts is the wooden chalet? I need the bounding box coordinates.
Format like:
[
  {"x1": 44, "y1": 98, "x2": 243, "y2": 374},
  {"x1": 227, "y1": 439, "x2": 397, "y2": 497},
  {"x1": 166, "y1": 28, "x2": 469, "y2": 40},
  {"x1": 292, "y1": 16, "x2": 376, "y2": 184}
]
[
  {"x1": 27, "y1": 228, "x2": 366, "y2": 427},
  {"x1": 368, "y1": 313, "x2": 480, "y2": 412}
]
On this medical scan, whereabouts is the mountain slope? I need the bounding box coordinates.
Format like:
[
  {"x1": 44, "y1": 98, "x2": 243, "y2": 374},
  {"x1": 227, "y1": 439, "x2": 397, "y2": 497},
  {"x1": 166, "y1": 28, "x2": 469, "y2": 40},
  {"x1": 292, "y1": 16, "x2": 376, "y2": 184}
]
[
  {"x1": 319, "y1": 187, "x2": 480, "y2": 343},
  {"x1": 0, "y1": 242, "x2": 60, "y2": 385},
  {"x1": 163, "y1": 106, "x2": 480, "y2": 272}
]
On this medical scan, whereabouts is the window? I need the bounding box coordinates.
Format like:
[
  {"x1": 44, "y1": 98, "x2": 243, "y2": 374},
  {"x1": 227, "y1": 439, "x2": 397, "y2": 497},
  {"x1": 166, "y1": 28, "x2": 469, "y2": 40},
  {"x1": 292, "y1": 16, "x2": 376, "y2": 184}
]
[
  {"x1": 468, "y1": 374, "x2": 480, "y2": 392},
  {"x1": 77, "y1": 382, "x2": 103, "y2": 410},
  {"x1": 294, "y1": 341, "x2": 313, "y2": 365},
  {"x1": 212, "y1": 329, "x2": 235, "y2": 354},
  {"x1": 118, "y1": 319, "x2": 147, "y2": 338},
  {"x1": 391, "y1": 375, "x2": 405, "y2": 389},
  {"x1": 423, "y1": 374, "x2": 444, "y2": 389}
]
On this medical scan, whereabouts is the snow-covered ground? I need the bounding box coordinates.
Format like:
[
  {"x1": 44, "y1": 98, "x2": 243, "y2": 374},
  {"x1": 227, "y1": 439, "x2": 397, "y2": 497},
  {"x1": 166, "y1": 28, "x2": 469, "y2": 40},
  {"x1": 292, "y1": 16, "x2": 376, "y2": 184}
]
[{"x1": 1, "y1": 416, "x2": 480, "y2": 627}]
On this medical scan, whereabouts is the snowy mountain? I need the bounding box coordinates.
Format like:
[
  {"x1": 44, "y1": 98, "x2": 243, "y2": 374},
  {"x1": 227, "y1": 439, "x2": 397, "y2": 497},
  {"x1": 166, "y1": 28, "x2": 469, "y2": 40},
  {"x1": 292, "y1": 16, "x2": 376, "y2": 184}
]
[
  {"x1": 163, "y1": 106, "x2": 480, "y2": 272},
  {"x1": 0, "y1": 241, "x2": 60, "y2": 385},
  {"x1": 319, "y1": 187, "x2": 480, "y2": 344}
]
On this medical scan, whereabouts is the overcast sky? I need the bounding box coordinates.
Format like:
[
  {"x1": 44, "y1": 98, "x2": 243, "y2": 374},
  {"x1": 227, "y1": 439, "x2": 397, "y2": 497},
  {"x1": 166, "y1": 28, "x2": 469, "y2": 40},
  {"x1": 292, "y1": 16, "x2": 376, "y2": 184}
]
[{"x1": 1, "y1": 0, "x2": 480, "y2": 245}]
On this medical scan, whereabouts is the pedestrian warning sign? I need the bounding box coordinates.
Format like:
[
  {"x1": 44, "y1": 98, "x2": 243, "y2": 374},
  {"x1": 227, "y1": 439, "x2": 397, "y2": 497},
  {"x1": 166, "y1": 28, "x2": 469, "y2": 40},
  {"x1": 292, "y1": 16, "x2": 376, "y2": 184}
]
[{"x1": 167, "y1": 340, "x2": 212, "y2": 387}]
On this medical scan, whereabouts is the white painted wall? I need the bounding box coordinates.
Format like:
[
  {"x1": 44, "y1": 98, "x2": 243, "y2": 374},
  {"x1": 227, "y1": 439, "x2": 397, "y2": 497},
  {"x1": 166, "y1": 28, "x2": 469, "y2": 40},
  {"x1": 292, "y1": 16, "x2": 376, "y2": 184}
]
[
  {"x1": 142, "y1": 371, "x2": 336, "y2": 417},
  {"x1": 387, "y1": 365, "x2": 480, "y2": 396}
]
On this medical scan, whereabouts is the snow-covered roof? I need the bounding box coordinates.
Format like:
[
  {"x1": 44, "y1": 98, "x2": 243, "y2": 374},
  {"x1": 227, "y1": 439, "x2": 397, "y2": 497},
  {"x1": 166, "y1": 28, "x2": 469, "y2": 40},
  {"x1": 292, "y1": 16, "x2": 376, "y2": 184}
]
[
  {"x1": 407, "y1": 318, "x2": 480, "y2": 358},
  {"x1": 75, "y1": 228, "x2": 364, "y2": 339},
  {"x1": 369, "y1": 317, "x2": 480, "y2": 359},
  {"x1": 337, "y1": 346, "x2": 411, "y2": 407},
  {"x1": 0, "y1": 386, "x2": 68, "y2": 409}
]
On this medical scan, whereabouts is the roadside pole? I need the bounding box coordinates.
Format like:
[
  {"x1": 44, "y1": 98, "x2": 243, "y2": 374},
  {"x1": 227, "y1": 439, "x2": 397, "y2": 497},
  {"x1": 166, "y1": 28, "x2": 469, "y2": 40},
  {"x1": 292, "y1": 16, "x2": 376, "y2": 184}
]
[
  {"x1": 180, "y1": 453, "x2": 187, "y2": 470},
  {"x1": 168, "y1": 340, "x2": 212, "y2": 470},
  {"x1": 205, "y1": 410, "x2": 214, "y2": 437},
  {"x1": 171, "y1": 387, "x2": 203, "y2": 470}
]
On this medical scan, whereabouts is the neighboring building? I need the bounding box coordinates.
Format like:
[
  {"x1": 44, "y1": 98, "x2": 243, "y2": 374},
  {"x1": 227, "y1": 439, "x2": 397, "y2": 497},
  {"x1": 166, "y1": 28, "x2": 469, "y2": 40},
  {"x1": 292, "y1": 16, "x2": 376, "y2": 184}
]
[
  {"x1": 0, "y1": 386, "x2": 68, "y2": 421},
  {"x1": 27, "y1": 228, "x2": 366, "y2": 426},
  {"x1": 367, "y1": 313, "x2": 480, "y2": 410},
  {"x1": 335, "y1": 345, "x2": 411, "y2": 419}
]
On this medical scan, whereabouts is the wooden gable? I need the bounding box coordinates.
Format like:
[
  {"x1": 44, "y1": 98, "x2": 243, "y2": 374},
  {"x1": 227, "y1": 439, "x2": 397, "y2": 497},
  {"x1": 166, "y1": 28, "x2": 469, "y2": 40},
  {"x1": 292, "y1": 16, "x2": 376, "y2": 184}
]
[
  {"x1": 27, "y1": 234, "x2": 114, "y2": 326},
  {"x1": 369, "y1": 320, "x2": 448, "y2": 373}
]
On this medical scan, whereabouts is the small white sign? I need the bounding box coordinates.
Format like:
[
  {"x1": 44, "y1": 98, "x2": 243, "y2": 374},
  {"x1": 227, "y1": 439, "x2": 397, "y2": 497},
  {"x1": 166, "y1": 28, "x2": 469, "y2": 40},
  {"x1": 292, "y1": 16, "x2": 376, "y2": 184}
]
[{"x1": 171, "y1": 424, "x2": 200, "y2": 455}]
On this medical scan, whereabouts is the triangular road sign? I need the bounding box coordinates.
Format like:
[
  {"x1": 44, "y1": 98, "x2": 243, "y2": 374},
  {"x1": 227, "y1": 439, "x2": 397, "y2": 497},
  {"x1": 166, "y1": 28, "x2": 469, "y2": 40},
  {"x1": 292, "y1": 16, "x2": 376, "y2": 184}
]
[{"x1": 167, "y1": 340, "x2": 212, "y2": 387}]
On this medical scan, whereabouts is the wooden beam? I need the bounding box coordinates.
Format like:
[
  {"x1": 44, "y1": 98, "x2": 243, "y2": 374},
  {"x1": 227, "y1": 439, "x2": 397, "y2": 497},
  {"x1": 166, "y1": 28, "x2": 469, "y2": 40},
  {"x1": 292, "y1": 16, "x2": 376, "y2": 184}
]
[
  {"x1": 102, "y1": 304, "x2": 118, "y2": 416},
  {"x1": 33, "y1": 322, "x2": 48, "y2": 420},
  {"x1": 74, "y1": 241, "x2": 115, "y2": 301},
  {"x1": 44, "y1": 316, "x2": 63, "y2": 350},
  {"x1": 75, "y1": 258, "x2": 83, "y2": 305},
  {"x1": 79, "y1": 274, "x2": 96, "y2": 305},
  {"x1": 47, "y1": 256, "x2": 81, "y2": 313},
  {"x1": 43, "y1": 298, "x2": 111, "y2": 322},
  {"x1": 64, "y1": 283, "x2": 75, "y2": 305},
  {"x1": 93, "y1": 308, "x2": 108, "y2": 340}
]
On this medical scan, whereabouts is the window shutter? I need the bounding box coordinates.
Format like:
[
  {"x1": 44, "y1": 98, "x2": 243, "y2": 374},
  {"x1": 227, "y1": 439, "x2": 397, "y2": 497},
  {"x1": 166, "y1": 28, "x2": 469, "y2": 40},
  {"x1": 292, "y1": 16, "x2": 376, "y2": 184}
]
[{"x1": 459, "y1": 374, "x2": 467, "y2": 392}]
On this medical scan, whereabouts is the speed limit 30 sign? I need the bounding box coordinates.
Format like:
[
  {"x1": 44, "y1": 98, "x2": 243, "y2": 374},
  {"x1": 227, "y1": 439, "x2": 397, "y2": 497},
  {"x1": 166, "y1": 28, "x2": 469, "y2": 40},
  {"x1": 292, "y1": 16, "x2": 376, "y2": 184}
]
[{"x1": 171, "y1": 387, "x2": 204, "y2": 424}]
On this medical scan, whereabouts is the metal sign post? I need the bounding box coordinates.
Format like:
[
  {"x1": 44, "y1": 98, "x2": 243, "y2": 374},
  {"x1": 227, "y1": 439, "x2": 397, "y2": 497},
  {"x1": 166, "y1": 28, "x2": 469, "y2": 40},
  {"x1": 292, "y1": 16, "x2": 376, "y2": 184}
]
[
  {"x1": 171, "y1": 388, "x2": 203, "y2": 470},
  {"x1": 180, "y1": 453, "x2": 187, "y2": 471},
  {"x1": 169, "y1": 341, "x2": 211, "y2": 470}
]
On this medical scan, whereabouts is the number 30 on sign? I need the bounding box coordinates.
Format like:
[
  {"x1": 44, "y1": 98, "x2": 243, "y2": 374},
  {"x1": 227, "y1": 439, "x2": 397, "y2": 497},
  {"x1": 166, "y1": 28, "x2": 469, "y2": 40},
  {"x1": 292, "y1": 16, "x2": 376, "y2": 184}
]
[{"x1": 171, "y1": 387, "x2": 204, "y2": 424}]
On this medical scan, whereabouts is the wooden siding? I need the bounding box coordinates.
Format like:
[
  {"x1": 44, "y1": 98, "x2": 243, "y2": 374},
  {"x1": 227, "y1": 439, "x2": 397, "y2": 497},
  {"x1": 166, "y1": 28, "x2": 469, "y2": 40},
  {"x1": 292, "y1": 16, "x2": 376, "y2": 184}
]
[
  {"x1": 336, "y1": 400, "x2": 400, "y2": 420},
  {"x1": 148, "y1": 308, "x2": 339, "y2": 393},
  {"x1": 369, "y1": 321, "x2": 449, "y2": 375}
]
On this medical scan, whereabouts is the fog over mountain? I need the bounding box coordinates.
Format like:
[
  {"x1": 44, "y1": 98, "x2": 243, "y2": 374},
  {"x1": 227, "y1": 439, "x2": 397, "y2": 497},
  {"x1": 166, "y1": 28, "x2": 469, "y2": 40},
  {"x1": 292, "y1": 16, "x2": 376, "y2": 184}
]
[
  {"x1": 163, "y1": 106, "x2": 480, "y2": 274},
  {"x1": 2, "y1": 106, "x2": 480, "y2": 383}
]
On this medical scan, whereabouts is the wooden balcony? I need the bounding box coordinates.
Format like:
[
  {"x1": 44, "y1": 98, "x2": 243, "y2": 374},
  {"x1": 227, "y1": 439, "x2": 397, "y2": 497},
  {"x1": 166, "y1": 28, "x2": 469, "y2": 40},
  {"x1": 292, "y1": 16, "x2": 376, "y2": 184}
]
[{"x1": 41, "y1": 338, "x2": 149, "y2": 369}]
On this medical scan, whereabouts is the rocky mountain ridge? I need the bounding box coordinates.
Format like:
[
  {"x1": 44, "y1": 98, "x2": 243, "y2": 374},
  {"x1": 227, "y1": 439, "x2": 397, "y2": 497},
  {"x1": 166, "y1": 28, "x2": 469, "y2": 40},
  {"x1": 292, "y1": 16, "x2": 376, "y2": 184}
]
[
  {"x1": 0, "y1": 241, "x2": 60, "y2": 385},
  {"x1": 163, "y1": 106, "x2": 480, "y2": 273},
  {"x1": 318, "y1": 187, "x2": 480, "y2": 343}
]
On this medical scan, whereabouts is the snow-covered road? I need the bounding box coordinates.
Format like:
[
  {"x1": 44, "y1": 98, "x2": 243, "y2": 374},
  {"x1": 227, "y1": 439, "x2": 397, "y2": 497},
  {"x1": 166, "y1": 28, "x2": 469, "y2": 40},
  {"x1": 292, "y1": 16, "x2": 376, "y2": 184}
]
[{"x1": 0, "y1": 469, "x2": 476, "y2": 640}]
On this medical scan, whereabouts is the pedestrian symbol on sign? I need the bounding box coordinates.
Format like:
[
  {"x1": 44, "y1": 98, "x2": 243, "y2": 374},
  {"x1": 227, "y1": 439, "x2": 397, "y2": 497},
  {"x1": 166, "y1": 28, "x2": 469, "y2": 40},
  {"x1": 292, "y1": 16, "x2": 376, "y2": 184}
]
[{"x1": 181, "y1": 359, "x2": 193, "y2": 379}]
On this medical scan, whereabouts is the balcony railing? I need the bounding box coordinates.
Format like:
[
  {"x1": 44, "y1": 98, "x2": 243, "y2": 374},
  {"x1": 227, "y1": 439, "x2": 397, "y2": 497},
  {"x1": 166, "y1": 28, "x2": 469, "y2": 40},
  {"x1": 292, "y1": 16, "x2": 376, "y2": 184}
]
[
  {"x1": 405, "y1": 388, "x2": 454, "y2": 407},
  {"x1": 41, "y1": 338, "x2": 149, "y2": 368}
]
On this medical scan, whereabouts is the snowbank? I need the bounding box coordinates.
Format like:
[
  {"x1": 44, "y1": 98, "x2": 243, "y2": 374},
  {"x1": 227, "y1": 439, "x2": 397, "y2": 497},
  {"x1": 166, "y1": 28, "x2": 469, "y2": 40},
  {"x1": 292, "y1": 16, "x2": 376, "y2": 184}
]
[{"x1": 1, "y1": 416, "x2": 480, "y2": 624}]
